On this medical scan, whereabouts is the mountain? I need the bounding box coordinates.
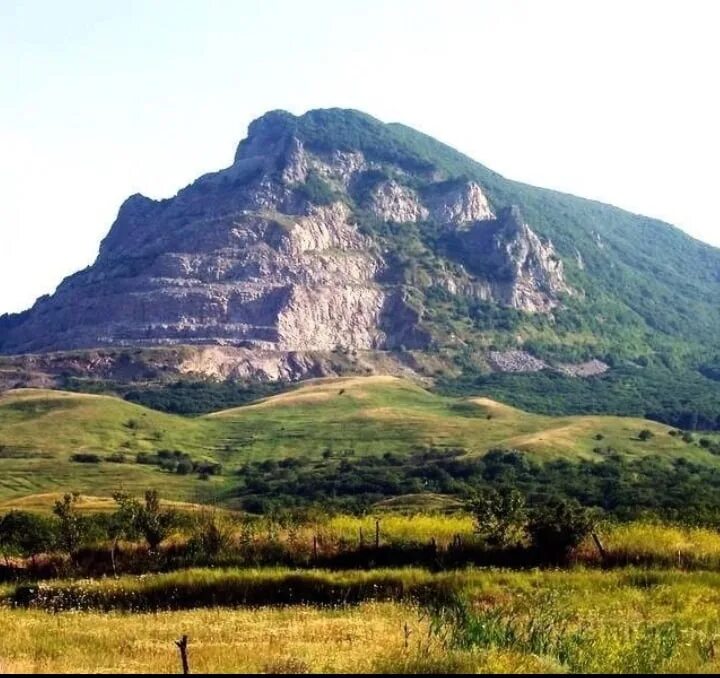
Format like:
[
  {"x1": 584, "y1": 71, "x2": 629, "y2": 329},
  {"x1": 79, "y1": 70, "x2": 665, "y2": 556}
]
[{"x1": 2, "y1": 108, "x2": 720, "y2": 426}]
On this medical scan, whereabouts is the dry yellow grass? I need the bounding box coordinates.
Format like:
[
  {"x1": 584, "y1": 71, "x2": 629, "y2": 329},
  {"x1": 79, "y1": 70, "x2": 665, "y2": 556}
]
[
  {"x1": 0, "y1": 493, "x2": 233, "y2": 515},
  {"x1": 0, "y1": 603, "x2": 424, "y2": 674},
  {"x1": 469, "y1": 397, "x2": 530, "y2": 419},
  {"x1": 5, "y1": 568, "x2": 720, "y2": 673},
  {"x1": 210, "y1": 375, "x2": 410, "y2": 415}
]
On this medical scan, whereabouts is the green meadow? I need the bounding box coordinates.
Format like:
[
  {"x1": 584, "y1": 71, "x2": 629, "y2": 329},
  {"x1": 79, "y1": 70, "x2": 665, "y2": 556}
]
[{"x1": 0, "y1": 376, "x2": 713, "y2": 507}]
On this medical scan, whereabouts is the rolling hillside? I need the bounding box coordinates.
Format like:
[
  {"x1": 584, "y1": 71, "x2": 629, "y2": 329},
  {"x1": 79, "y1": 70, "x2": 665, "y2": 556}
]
[{"x1": 0, "y1": 377, "x2": 716, "y2": 508}]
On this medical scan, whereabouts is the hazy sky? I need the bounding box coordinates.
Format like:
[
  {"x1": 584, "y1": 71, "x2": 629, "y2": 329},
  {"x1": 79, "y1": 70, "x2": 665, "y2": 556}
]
[{"x1": 1, "y1": 0, "x2": 718, "y2": 313}]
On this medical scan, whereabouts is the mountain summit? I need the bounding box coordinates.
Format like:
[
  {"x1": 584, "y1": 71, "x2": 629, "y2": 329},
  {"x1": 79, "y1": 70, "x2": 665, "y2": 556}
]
[{"x1": 2, "y1": 108, "x2": 720, "y2": 389}]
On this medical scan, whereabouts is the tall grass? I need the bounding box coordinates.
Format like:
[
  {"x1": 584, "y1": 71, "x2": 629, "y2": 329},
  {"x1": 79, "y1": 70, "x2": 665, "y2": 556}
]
[
  {"x1": 9, "y1": 567, "x2": 458, "y2": 612},
  {"x1": 576, "y1": 521, "x2": 720, "y2": 569},
  {"x1": 425, "y1": 588, "x2": 717, "y2": 673},
  {"x1": 5, "y1": 567, "x2": 720, "y2": 673}
]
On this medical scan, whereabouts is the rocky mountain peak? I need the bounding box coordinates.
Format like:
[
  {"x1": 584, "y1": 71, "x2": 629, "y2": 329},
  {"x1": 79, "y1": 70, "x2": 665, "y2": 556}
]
[{"x1": 0, "y1": 108, "x2": 573, "y2": 358}]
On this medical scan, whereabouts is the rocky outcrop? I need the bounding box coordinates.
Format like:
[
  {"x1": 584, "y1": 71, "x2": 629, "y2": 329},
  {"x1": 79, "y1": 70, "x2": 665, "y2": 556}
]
[
  {"x1": 0, "y1": 345, "x2": 428, "y2": 389},
  {"x1": 0, "y1": 109, "x2": 572, "y2": 358},
  {"x1": 425, "y1": 181, "x2": 494, "y2": 224},
  {"x1": 450, "y1": 205, "x2": 570, "y2": 312},
  {"x1": 370, "y1": 181, "x2": 429, "y2": 223}
]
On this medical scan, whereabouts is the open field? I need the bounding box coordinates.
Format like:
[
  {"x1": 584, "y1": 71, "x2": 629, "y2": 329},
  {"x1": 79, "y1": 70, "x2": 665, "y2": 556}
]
[
  {"x1": 3, "y1": 567, "x2": 720, "y2": 673},
  {"x1": 1, "y1": 376, "x2": 716, "y2": 505}
]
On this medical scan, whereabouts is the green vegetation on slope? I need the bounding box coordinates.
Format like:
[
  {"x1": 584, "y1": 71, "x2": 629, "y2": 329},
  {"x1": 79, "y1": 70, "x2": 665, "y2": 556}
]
[
  {"x1": 1, "y1": 377, "x2": 719, "y2": 515},
  {"x1": 250, "y1": 109, "x2": 720, "y2": 424},
  {"x1": 437, "y1": 364, "x2": 720, "y2": 431}
]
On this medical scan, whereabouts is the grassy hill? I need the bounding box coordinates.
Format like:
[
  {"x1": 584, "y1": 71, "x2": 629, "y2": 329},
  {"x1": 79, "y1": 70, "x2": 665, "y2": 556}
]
[{"x1": 0, "y1": 376, "x2": 717, "y2": 509}]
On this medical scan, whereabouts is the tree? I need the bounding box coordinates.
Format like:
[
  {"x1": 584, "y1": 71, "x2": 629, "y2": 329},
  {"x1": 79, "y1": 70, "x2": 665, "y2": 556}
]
[
  {"x1": 528, "y1": 499, "x2": 595, "y2": 561},
  {"x1": 52, "y1": 493, "x2": 84, "y2": 559},
  {"x1": 468, "y1": 487, "x2": 527, "y2": 548},
  {"x1": 0, "y1": 511, "x2": 56, "y2": 564},
  {"x1": 638, "y1": 429, "x2": 655, "y2": 441},
  {"x1": 186, "y1": 511, "x2": 230, "y2": 563},
  {"x1": 176, "y1": 458, "x2": 194, "y2": 475},
  {"x1": 109, "y1": 492, "x2": 142, "y2": 576},
  {"x1": 136, "y1": 490, "x2": 174, "y2": 551}
]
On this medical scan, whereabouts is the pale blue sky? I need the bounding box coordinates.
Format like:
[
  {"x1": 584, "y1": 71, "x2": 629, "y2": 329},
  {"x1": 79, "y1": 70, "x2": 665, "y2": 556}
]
[{"x1": 1, "y1": 0, "x2": 718, "y2": 313}]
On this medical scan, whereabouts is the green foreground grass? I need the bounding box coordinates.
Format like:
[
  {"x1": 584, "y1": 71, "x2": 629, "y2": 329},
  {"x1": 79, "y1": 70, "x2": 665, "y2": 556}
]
[
  {"x1": 3, "y1": 567, "x2": 720, "y2": 673},
  {"x1": 1, "y1": 376, "x2": 716, "y2": 505}
]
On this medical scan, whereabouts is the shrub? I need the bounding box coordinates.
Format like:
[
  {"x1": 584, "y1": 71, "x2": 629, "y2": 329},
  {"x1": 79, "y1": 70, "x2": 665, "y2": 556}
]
[
  {"x1": 52, "y1": 493, "x2": 84, "y2": 557},
  {"x1": 0, "y1": 510, "x2": 56, "y2": 558},
  {"x1": 196, "y1": 461, "x2": 222, "y2": 477},
  {"x1": 71, "y1": 453, "x2": 102, "y2": 464},
  {"x1": 528, "y1": 500, "x2": 595, "y2": 560},
  {"x1": 638, "y1": 430, "x2": 654, "y2": 442},
  {"x1": 176, "y1": 459, "x2": 194, "y2": 475},
  {"x1": 469, "y1": 488, "x2": 527, "y2": 549},
  {"x1": 186, "y1": 513, "x2": 231, "y2": 562},
  {"x1": 294, "y1": 171, "x2": 340, "y2": 205},
  {"x1": 141, "y1": 490, "x2": 175, "y2": 551}
]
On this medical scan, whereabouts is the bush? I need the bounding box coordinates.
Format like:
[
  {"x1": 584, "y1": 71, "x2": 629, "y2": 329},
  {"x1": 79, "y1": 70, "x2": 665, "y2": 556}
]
[
  {"x1": 0, "y1": 510, "x2": 57, "y2": 558},
  {"x1": 469, "y1": 488, "x2": 527, "y2": 548},
  {"x1": 528, "y1": 500, "x2": 595, "y2": 560},
  {"x1": 294, "y1": 171, "x2": 340, "y2": 206},
  {"x1": 71, "y1": 453, "x2": 102, "y2": 464},
  {"x1": 638, "y1": 430, "x2": 655, "y2": 442},
  {"x1": 176, "y1": 459, "x2": 194, "y2": 475},
  {"x1": 52, "y1": 493, "x2": 84, "y2": 556},
  {"x1": 196, "y1": 461, "x2": 222, "y2": 477}
]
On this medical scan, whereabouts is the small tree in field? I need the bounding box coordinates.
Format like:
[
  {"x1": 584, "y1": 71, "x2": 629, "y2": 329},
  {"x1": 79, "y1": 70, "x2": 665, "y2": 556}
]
[
  {"x1": 109, "y1": 491, "x2": 142, "y2": 576},
  {"x1": 638, "y1": 429, "x2": 655, "y2": 442},
  {"x1": 0, "y1": 511, "x2": 56, "y2": 564},
  {"x1": 469, "y1": 487, "x2": 527, "y2": 549},
  {"x1": 136, "y1": 490, "x2": 174, "y2": 552},
  {"x1": 528, "y1": 499, "x2": 595, "y2": 561},
  {"x1": 52, "y1": 493, "x2": 84, "y2": 559},
  {"x1": 187, "y1": 511, "x2": 230, "y2": 563}
]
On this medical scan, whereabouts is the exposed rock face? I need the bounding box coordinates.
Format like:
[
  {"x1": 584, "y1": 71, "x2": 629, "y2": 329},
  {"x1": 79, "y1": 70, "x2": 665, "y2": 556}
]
[
  {"x1": 451, "y1": 206, "x2": 571, "y2": 312},
  {"x1": 0, "y1": 345, "x2": 424, "y2": 389},
  {"x1": 425, "y1": 181, "x2": 495, "y2": 224},
  {"x1": 370, "y1": 181, "x2": 428, "y2": 223},
  {"x1": 0, "y1": 109, "x2": 571, "y2": 358}
]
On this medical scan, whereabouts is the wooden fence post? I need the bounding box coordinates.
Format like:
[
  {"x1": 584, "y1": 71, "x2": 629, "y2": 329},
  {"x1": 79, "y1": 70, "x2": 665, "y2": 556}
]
[
  {"x1": 375, "y1": 520, "x2": 380, "y2": 549},
  {"x1": 313, "y1": 535, "x2": 318, "y2": 562},
  {"x1": 175, "y1": 635, "x2": 190, "y2": 675},
  {"x1": 591, "y1": 530, "x2": 607, "y2": 563},
  {"x1": 359, "y1": 527, "x2": 364, "y2": 548}
]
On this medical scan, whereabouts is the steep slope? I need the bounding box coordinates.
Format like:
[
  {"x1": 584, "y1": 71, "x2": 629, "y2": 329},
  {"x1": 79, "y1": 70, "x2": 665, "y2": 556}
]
[{"x1": 2, "y1": 108, "x2": 720, "y2": 427}]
